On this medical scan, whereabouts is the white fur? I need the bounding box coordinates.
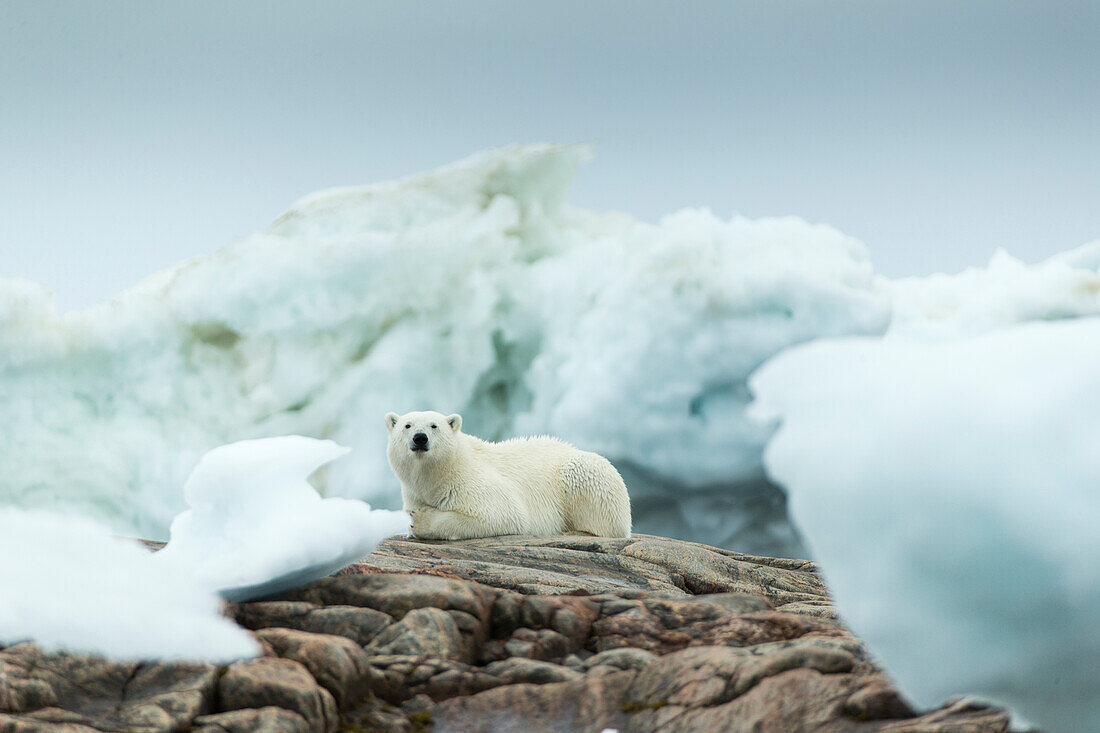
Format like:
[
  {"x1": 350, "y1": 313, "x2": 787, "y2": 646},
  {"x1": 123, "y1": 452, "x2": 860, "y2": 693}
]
[{"x1": 385, "y1": 411, "x2": 632, "y2": 540}]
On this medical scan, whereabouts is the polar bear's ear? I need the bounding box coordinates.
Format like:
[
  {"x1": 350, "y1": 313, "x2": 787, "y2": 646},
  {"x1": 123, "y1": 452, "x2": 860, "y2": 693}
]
[
  {"x1": 446, "y1": 413, "x2": 462, "y2": 433},
  {"x1": 385, "y1": 412, "x2": 399, "y2": 431}
]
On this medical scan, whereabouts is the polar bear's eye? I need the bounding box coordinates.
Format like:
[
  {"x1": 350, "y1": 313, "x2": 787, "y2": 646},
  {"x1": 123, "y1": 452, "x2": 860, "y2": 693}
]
[
  {"x1": 430, "y1": 424, "x2": 437, "y2": 429},
  {"x1": 404, "y1": 423, "x2": 411, "y2": 429}
]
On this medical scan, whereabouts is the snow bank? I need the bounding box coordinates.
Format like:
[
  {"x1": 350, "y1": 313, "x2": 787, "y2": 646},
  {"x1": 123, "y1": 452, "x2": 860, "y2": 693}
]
[
  {"x1": 886, "y1": 242, "x2": 1100, "y2": 338},
  {"x1": 750, "y1": 318, "x2": 1100, "y2": 731},
  {"x1": 0, "y1": 509, "x2": 259, "y2": 662},
  {"x1": 0, "y1": 144, "x2": 889, "y2": 556},
  {"x1": 156, "y1": 436, "x2": 409, "y2": 601}
]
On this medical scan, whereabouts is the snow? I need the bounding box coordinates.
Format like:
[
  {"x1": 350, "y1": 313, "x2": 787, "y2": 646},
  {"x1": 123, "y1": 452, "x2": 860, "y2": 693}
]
[
  {"x1": 156, "y1": 436, "x2": 409, "y2": 602},
  {"x1": 0, "y1": 508, "x2": 259, "y2": 662},
  {"x1": 749, "y1": 318, "x2": 1100, "y2": 732},
  {"x1": 0, "y1": 437, "x2": 403, "y2": 660},
  {"x1": 886, "y1": 242, "x2": 1100, "y2": 338},
  {"x1": 0, "y1": 144, "x2": 889, "y2": 557}
]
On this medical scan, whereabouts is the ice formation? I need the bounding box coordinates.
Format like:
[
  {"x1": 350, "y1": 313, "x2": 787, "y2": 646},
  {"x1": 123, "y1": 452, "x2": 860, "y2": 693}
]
[
  {"x1": 0, "y1": 508, "x2": 259, "y2": 662},
  {"x1": 886, "y1": 241, "x2": 1100, "y2": 338},
  {"x1": 750, "y1": 318, "x2": 1100, "y2": 731},
  {"x1": 156, "y1": 436, "x2": 409, "y2": 601},
  {"x1": 0, "y1": 144, "x2": 891, "y2": 556}
]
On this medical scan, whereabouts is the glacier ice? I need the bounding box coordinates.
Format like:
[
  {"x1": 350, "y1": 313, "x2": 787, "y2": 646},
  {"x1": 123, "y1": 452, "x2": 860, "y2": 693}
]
[
  {"x1": 156, "y1": 436, "x2": 409, "y2": 601},
  {"x1": 0, "y1": 144, "x2": 891, "y2": 557},
  {"x1": 0, "y1": 508, "x2": 259, "y2": 662},
  {"x1": 750, "y1": 317, "x2": 1100, "y2": 732}
]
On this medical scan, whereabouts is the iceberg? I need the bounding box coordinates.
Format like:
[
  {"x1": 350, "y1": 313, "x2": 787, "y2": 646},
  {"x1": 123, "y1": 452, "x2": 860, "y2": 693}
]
[
  {"x1": 0, "y1": 508, "x2": 259, "y2": 662},
  {"x1": 155, "y1": 436, "x2": 409, "y2": 601},
  {"x1": 886, "y1": 242, "x2": 1100, "y2": 338},
  {"x1": 750, "y1": 317, "x2": 1100, "y2": 732},
  {"x1": 0, "y1": 144, "x2": 890, "y2": 557}
]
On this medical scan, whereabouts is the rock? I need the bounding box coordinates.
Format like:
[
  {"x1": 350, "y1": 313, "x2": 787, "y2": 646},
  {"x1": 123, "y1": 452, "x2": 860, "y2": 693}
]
[
  {"x1": 0, "y1": 643, "x2": 217, "y2": 731},
  {"x1": 501, "y1": 627, "x2": 572, "y2": 662},
  {"x1": 435, "y1": 658, "x2": 1007, "y2": 733},
  {"x1": 432, "y1": 670, "x2": 634, "y2": 733},
  {"x1": 193, "y1": 706, "x2": 311, "y2": 733},
  {"x1": 691, "y1": 591, "x2": 774, "y2": 614},
  {"x1": 0, "y1": 533, "x2": 1014, "y2": 732},
  {"x1": 340, "y1": 692, "x2": 435, "y2": 733},
  {"x1": 880, "y1": 697, "x2": 1014, "y2": 732},
  {"x1": 843, "y1": 678, "x2": 916, "y2": 720},
  {"x1": 218, "y1": 658, "x2": 337, "y2": 733},
  {"x1": 484, "y1": 594, "x2": 598, "y2": 664},
  {"x1": 0, "y1": 709, "x2": 105, "y2": 732},
  {"x1": 253, "y1": 628, "x2": 375, "y2": 709},
  {"x1": 232, "y1": 601, "x2": 393, "y2": 646},
  {"x1": 366, "y1": 607, "x2": 470, "y2": 662},
  {"x1": 364, "y1": 655, "x2": 492, "y2": 703},
  {"x1": 623, "y1": 643, "x2": 820, "y2": 711},
  {"x1": 590, "y1": 599, "x2": 843, "y2": 654},
  {"x1": 579, "y1": 647, "x2": 658, "y2": 674},
  {"x1": 362, "y1": 653, "x2": 585, "y2": 705},
  {"x1": 778, "y1": 599, "x2": 840, "y2": 619},
  {"x1": 358, "y1": 534, "x2": 826, "y2": 604},
  {"x1": 637, "y1": 667, "x2": 854, "y2": 732},
  {"x1": 481, "y1": 658, "x2": 583, "y2": 685},
  {"x1": 283, "y1": 572, "x2": 493, "y2": 623}
]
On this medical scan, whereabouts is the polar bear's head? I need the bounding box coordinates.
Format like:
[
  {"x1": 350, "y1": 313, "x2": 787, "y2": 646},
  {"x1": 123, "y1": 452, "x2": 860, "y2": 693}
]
[{"x1": 385, "y1": 410, "x2": 463, "y2": 475}]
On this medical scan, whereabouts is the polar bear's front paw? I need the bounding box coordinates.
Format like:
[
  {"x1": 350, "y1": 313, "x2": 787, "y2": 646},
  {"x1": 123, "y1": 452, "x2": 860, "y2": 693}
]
[
  {"x1": 411, "y1": 506, "x2": 458, "y2": 539},
  {"x1": 410, "y1": 507, "x2": 433, "y2": 538},
  {"x1": 410, "y1": 507, "x2": 481, "y2": 540}
]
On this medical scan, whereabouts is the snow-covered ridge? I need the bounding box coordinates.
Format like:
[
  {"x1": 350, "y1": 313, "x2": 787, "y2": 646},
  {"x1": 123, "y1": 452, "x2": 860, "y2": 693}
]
[{"x1": 0, "y1": 144, "x2": 891, "y2": 555}]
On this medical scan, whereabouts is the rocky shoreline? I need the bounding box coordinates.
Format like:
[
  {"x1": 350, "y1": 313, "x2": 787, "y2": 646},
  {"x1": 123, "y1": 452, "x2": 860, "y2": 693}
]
[{"x1": 1, "y1": 534, "x2": 1013, "y2": 732}]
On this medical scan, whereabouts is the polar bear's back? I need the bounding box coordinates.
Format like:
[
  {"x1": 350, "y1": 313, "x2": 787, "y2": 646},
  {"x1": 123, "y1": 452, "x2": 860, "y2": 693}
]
[
  {"x1": 470, "y1": 434, "x2": 575, "y2": 461},
  {"x1": 465, "y1": 434, "x2": 631, "y2": 537},
  {"x1": 467, "y1": 435, "x2": 576, "y2": 491}
]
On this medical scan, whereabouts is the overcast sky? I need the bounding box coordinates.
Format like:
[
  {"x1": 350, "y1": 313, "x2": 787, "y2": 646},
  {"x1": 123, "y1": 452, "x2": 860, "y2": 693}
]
[{"x1": 3, "y1": 1, "x2": 1098, "y2": 311}]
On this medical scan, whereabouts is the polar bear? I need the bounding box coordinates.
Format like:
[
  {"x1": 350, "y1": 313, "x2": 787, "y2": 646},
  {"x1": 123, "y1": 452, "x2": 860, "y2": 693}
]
[{"x1": 385, "y1": 411, "x2": 631, "y2": 540}]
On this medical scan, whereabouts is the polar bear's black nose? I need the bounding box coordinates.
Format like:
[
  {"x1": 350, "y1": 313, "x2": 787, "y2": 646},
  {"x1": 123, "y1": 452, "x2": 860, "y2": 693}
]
[{"x1": 412, "y1": 432, "x2": 429, "y2": 449}]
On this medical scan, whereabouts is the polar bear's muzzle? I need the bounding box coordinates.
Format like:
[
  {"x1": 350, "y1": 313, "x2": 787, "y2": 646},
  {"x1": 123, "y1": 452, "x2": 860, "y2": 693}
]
[{"x1": 410, "y1": 432, "x2": 430, "y2": 453}]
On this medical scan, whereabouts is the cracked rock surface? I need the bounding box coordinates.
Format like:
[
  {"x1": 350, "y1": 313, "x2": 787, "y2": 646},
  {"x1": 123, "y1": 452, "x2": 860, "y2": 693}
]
[{"x1": 1, "y1": 534, "x2": 1013, "y2": 732}]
